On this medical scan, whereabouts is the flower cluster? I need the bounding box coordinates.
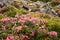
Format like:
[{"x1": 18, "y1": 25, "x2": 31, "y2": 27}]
[{"x1": 0, "y1": 11, "x2": 59, "y2": 40}]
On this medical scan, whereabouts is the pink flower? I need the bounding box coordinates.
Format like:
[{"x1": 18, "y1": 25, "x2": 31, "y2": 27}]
[
  {"x1": 31, "y1": 31, "x2": 35, "y2": 36},
  {"x1": 16, "y1": 26, "x2": 23, "y2": 30},
  {"x1": 31, "y1": 17, "x2": 39, "y2": 21},
  {"x1": 2, "y1": 25, "x2": 6, "y2": 30},
  {"x1": 21, "y1": 34, "x2": 25, "y2": 39},
  {"x1": 41, "y1": 19, "x2": 48, "y2": 24},
  {"x1": 39, "y1": 26, "x2": 45, "y2": 30},
  {"x1": 21, "y1": 34, "x2": 30, "y2": 40},
  {"x1": 15, "y1": 14, "x2": 19, "y2": 18},
  {"x1": 14, "y1": 23, "x2": 16, "y2": 26},
  {"x1": 24, "y1": 17, "x2": 32, "y2": 22},
  {"x1": 26, "y1": 13, "x2": 30, "y2": 17},
  {"x1": 25, "y1": 35, "x2": 30, "y2": 40},
  {"x1": 1, "y1": 18, "x2": 10, "y2": 22},
  {"x1": 49, "y1": 31, "x2": 57, "y2": 36},
  {"x1": 6, "y1": 36, "x2": 14, "y2": 40},
  {"x1": 20, "y1": 15, "x2": 26, "y2": 19},
  {"x1": 18, "y1": 19, "x2": 25, "y2": 24},
  {"x1": 6, "y1": 37, "x2": 10, "y2": 40},
  {"x1": 26, "y1": 18, "x2": 32, "y2": 22},
  {"x1": 24, "y1": 17, "x2": 39, "y2": 22},
  {"x1": 14, "y1": 29, "x2": 19, "y2": 34},
  {"x1": 24, "y1": 17, "x2": 29, "y2": 20}
]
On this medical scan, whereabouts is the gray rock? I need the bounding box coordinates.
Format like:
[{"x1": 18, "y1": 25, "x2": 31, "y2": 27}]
[
  {"x1": 19, "y1": 0, "x2": 28, "y2": 7},
  {"x1": 0, "y1": 0, "x2": 3, "y2": 2},
  {"x1": 28, "y1": 7, "x2": 40, "y2": 12},
  {"x1": 39, "y1": 2, "x2": 58, "y2": 16},
  {"x1": 7, "y1": 0, "x2": 14, "y2": 5},
  {"x1": 56, "y1": 4, "x2": 60, "y2": 8},
  {"x1": 0, "y1": 2, "x2": 5, "y2": 8}
]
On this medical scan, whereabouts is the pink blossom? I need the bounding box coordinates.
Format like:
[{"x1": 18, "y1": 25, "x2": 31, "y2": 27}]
[
  {"x1": 31, "y1": 17, "x2": 39, "y2": 21},
  {"x1": 25, "y1": 35, "x2": 30, "y2": 40},
  {"x1": 21, "y1": 34, "x2": 25, "y2": 39},
  {"x1": 6, "y1": 37, "x2": 10, "y2": 40},
  {"x1": 41, "y1": 19, "x2": 48, "y2": 24},
  {"x1": 31, "y1": 31, "x2": 35, "y2": 36},
  {"x1": 49, "y1": 31, "x2": 57, "y2": 36},
  {"x1": 6, "y1": 36, "x2": 14, "y2": 40},
  {"x1": 14, "y1": 23, "x2": 16, "y2": 26},
  {"x1": 18, "y1": 19, "x2": 25, "y2": 24},
  {"x1": 24, "y1": 17, "x2": 32, "y2": 22},
  {"x1": 26, "y1": 18, "x2": 32, "y2": 22},
  {"x1": 20, "y1": 15, "x2": 26, "y2": 19},
  {"x1": 21, "y1": 34, "x2": 30, "y2": 40},
  {"x1": 15, "y1": 14, "x2": 19, "y2": 18},
  {"x1": 24, "y1": 17, "x2": 39, "y2": 22},
  {"x1": 2, "y1": 25, "x2": 6, "y2": 30},
  {"x1": 1, "y1": 18, "x2": 10, "y2": 22},
  {"x1": 26, "y1": 13, "x2": 30, "y2": 17},
  {"x1": 16, "y1": 26, "x2": 23, "y2": 30},
  {"x1": 24, "y1": 17, "x2": 29, "y2": 20},
  {"x1": 39, "y1": 26, "x2": 45, "y2": 30},
  {"x1": 14, "y1": 29, "x2": 19, "y2": 34}
]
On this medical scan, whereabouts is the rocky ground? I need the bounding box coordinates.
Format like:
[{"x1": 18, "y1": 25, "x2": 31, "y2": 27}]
[{"x1": 0, "y1": 0, "x2": 60, "y2": 16}]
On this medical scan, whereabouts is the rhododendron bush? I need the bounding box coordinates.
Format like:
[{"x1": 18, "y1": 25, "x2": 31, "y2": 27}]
[{"x1": 0, "y1": 10, "x2": 60, "y2": 40}]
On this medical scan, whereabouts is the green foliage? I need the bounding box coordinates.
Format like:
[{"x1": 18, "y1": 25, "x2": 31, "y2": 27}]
[
  {"x1": 0, "y1": 15, "x2": 6, "y2": 19},
  {"x1": 0, "y1": 31, "x2": 7, "y2": 39},
  {"x1": 17, "y1": 10, "x2": 27, "y2": 15},
  {"x1": 2, "y1": 5, "x2": 27, "y2": 17},
  {"x1": 51, "y1": 2, "x2": 60, "y2": 6},
  {"x1": 4, "y1": 8, "x2": 16, "y2": 17},
  {"x1": 46, "y1": 18, "x2": 60, "y2": 37}
]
